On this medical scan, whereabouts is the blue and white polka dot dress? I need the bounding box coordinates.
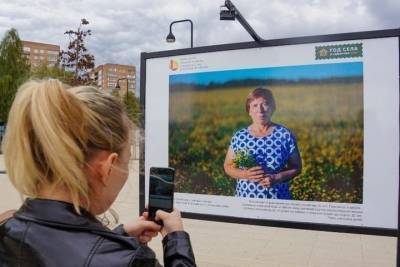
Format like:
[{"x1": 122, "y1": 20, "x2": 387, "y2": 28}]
[{"x1": 230, "y1": 125, "x2": 297, "y2": 199}]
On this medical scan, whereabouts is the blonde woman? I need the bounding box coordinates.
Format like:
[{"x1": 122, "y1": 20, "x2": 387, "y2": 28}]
[{"x1": 0, "y1": 80, "x2": 196, "y2": 266}]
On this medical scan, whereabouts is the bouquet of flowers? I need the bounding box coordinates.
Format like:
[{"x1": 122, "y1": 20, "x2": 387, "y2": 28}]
[{"x1": 233, "y1": 149, "x2": 258, "y2": 169}]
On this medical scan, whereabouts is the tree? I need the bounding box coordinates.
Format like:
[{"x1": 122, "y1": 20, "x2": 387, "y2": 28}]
[
  {"x1": 60, "y1": 18, "x2": 95, "y2": 85},
  {"x1": 111, "y1": 89, "x2": 121, "y2": 98},
  {"x1": 0, "y1": 28, "x2": 30, "y2": 124},
  {"x1": 123, "y1": 91, "x2": 141, "y2": 127},
  {"x1": 111, "y1": 90, "x2": 141, "y2": 127},
  {"x1": 30, "y1": 62, "x2": 74, "y2": 84}
]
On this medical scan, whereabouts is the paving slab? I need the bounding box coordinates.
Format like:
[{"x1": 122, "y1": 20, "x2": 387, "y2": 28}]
[{"x1": 0, "y1": 154, "x2": 397, "y2": 266}]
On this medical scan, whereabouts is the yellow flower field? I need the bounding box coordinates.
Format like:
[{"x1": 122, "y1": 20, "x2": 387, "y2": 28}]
[{"x1": 169, "y1": 82, "x2": 363, "y2": 203}]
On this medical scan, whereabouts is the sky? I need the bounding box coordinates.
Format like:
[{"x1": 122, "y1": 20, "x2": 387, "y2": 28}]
[
  {"x1": 0, "y1": 0, "x2": 399, "y2": 88},
  {"x1": 170, "y1": 62, "x2": 363, "y2": 85}
]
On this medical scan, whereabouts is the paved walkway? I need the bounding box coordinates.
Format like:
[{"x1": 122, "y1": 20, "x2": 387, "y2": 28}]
[{"x1": 0, "y1": 155, "x2": 397, "y2": 266}]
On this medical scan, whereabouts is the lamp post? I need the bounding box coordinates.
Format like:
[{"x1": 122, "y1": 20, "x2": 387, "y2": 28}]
[
  {"x1": 115, "y1": 77, "x2": 135, "y2": 160},
  {"x1": 115, "y1": 78, "x2": 129, "y2": 102},
  {"x1": 166, "y1": 19, "x2": 193, "y2": 48}
]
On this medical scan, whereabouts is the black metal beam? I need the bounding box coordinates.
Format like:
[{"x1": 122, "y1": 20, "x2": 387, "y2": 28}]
[{"x1": 224, "y1": 0, "x2": 263, "y2": 42}]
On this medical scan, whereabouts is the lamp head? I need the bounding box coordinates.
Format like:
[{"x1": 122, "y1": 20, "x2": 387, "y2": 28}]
[
  {"x1": 220, "y1": 6, "x2": 235, "y2": 20},
  {"x1": 166, "y1": 32, "x2": 176, "y2": 43},
  {"x1": 115, "y1": 83, "x2": 120, "y2": 89}
]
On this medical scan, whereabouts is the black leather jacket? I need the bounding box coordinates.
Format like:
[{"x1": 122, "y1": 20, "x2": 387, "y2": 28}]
[{"x1": 0, "y1": 199, "x2": 196, "y2": 267}]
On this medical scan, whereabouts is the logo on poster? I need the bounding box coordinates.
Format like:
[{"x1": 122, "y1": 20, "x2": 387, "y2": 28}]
[
  {"x1": 316, "y1": 43, "x2": 363, "y2": 60},
  {"x1": 169, "y1": 59, "x2": 179, "y2": 71},
  {"x1": 318, "y1": 48, "x2": 329, "y2": 58}
]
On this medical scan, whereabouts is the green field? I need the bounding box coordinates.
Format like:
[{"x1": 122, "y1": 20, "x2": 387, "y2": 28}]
[{"x1": 169, "y1": 82, "x2": 363, "y2": 203}]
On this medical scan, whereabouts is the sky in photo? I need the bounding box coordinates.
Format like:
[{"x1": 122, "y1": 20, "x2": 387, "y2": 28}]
[{"x1": 169, "y1": 62, "x2": 363, "y2": 85}]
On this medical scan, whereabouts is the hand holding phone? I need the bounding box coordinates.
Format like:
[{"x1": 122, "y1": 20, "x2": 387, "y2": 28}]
[
  {"x1": 155, "y1": 209, "x2": 184, "y2": 237},
  {"x1": 148, "y1": 167, "x2": 175, "y2": 221}
]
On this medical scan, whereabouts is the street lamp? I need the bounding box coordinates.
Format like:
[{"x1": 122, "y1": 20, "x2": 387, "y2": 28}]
[
  {"x1": 166, "y1": 19, "x2": 193, "y2": 48},
  {"x1": 220, "y1": 0, "x2": 263, "y2": 42},
  {"x1": 115, "y1": 78, "x2": 129, "y2": 101}
]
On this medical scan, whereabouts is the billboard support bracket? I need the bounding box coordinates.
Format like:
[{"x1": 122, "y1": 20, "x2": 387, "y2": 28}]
[{"x1": 220, "y1": 0, "x2": 264, "y2": 42}]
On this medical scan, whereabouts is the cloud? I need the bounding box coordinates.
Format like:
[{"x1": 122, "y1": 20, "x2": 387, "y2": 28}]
[{"x1": 0, "y1": 0, "x2": 399, "y2": 78}]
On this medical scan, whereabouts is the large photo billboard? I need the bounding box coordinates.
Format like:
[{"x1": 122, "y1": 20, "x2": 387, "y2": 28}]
[
  {"x1": 141, "y1": 29, "x2": 399, "y2": 234},
  {"x1": 169, "y1": 62, "x2": 363, "y2": 203}
]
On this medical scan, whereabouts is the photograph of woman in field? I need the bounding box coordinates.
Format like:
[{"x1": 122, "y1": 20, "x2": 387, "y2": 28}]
[
  {"x1": 169, "y1": 61, "x2": 363, "y2": 203},
  {"x1": 223, "y1": 88, "x2": 302, "y2": 199}
]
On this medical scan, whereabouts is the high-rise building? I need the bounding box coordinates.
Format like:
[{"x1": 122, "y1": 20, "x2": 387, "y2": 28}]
[
  {"x1": 21, "y1": 40, "x2": 60, "y2": 68},
  {"x1": 92, "y1": 64, "x2": 136, "y2": 95}
]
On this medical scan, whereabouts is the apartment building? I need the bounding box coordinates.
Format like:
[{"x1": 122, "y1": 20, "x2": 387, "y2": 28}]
[
  {"x1": 92, "y1": 64, "x2": 136, "y2": 95},
  {"x1": 21, "y1": 40, "x2": 60, "y2": 68}
]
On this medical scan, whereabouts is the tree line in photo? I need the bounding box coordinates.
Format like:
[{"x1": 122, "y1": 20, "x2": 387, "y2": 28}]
[{"x1": 170, "y1": 76, "x2": 363, "y2": 92}]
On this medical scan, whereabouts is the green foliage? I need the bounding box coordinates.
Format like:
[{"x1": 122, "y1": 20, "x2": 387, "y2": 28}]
[
  {"x1": 123, "y1": 91, "x2": 141, "y2": 127},
  {"x1": 0, "y1": 29, "x2": 30, "y2": 79},
  {"x1": 111, "y1": 89, "x2": 120, "y2": 98},
  {"x1": 0, "y1": 75, "x2": 15, "y2": 123},
  {"x1": 170, "y1": 83, "x2": 363, "y2": 203},
  {"x1": 0, "y1": 28, "x2": 30, "y2": 123},
  {"x1": 112, "y1": 90, "x2": 141, "y2": 127},
  {"x1": 233, "y1": 150, "x2": 257, "y2": 169},
  {"x1": 30, "y1": 63, "x2": 74, "y2": 84}
]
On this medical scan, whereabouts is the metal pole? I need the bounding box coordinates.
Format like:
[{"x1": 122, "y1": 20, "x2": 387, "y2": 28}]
[
  {"x1": 224, "y1": 0, "x2": 263, "y2": 42},
  {"x1": 126, "y1": 78, "x2": 129, "y2": 102},
  {"x1": 396, "y1": 34, "x2": 400, "y2": 267},
  {"x1": 189, "y1": 20, "x2": 193, "y2": 48},
  {"x1": 117, "y1": 78, "x2": 129, "y2": 102},
  {"x1": 169, "y1": 19, "x2": 194, "y2": 48}
]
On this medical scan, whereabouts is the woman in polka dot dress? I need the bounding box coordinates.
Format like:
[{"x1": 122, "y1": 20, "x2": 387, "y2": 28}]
[{"x1": 223, "y1": 88, "x2": 302, "y2": 199}]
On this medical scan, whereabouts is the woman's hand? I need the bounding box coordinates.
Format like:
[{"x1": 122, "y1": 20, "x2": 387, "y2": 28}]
[
  {"x1": 242, "y1": 166, "x2": 265, "y2": 181},
  {"x1": 259, "y1": 150, "x2": 302, "y2": 187},
  {"x1": 123, "y1": 212, "x2": 161, "y2": 244},
  {"x1": 155, "y1": 209, "x2": 184, "y2": 238},
  {"x1": 225, "y1": 148, "x2": 264, "y2": 181},
  {"x1": 259, "y1": 174, "x2": 277, "y2": 188}
]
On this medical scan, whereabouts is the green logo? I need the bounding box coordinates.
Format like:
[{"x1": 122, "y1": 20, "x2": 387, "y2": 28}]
[{"x1": 316, "y1": 43, "x2": 363, "y2": 60}]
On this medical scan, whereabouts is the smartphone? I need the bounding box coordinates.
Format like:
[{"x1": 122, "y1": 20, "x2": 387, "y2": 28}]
[{"x1": 148, "y1": 167, "x2": 175, "y2": 220}]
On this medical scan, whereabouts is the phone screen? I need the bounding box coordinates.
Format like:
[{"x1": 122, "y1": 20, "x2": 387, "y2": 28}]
[{"x1": 148, "y1": 167, "x2": 175, "y2": 219}]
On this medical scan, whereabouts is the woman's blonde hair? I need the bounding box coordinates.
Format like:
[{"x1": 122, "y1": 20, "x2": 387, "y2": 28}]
[{"x1": 2, "y1": 79, "x2": 129, "y2": 212}]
